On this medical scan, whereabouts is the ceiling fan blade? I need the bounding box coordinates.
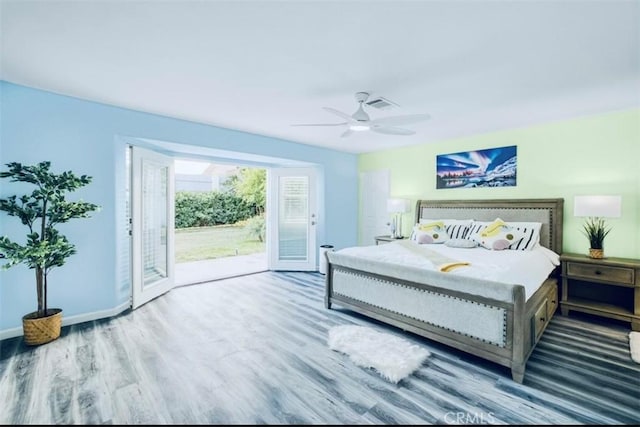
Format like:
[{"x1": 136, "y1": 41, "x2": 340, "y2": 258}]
[
  {"x1": 323, "y1": 107, "x2": 358, "y2": 123},
  {"x1": 370, "y1": 126, "x2": 416, "y2": 136},
  {"x1": 370, "y1": 114, "x2": 430, "y2": 127},
  {"x1": 291, "y1": 122, "x2": 347, "y2": 127},
  {"x1": 340, "y1": 129, "x2": 354, "y2": 138}
]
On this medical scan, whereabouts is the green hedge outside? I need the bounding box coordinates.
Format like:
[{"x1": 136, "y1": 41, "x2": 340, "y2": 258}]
[{"x1": 175, "y1": 191, "x2": 256, "y2": 228}]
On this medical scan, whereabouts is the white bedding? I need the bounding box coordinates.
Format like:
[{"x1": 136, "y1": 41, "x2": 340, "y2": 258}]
[{"x1": 335, "y1": 240, "x2": 560, "y2": 300}]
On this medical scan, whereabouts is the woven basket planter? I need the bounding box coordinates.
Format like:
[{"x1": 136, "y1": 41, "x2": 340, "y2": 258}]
[
  {"x1": 589, "y1": 248, "x2": 604, "y2": 259},
  {"x1": 22, "y1": 308, "x2": 62, "y2": 346}
]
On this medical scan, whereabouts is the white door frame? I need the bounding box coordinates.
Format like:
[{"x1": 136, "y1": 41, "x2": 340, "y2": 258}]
[
  {"x1": 131, "y1": 145, "x2": 176, "y2": 309},
  {"x1": 267, "y1": 167, "x2": 318, "y2": 271}
]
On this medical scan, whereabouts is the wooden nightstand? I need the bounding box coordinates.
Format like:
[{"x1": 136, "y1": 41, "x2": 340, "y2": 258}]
[
  {"x1": 374, "y1": 235, "x2": 405, "y2": 245},
  {"x1": 560, "y1": 253, "x2": 640, "y2": 331}
]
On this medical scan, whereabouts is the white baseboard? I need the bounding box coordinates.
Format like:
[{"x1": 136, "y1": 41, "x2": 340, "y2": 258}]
[
  {"x1": 0, "y1": 326, "x2": 23, "y2": 341},
  {"x1": 0, "y1": 301, "x2": 131, "y2": 341}
]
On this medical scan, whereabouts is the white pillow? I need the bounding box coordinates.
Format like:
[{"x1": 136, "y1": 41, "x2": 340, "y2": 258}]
[
  {"x1": 472, "y1": 218, "x2": 527, "y2": 251},
  {"x1": 467, "y1": 220, "x2": 492, "y2": 242},
  {"x1": 419, "y1": 219, "x2": 473, "y2": 240},
  {"x1": 445, "y1": 238, "x2": 478, "y2": 248},
  {"x1": 467, "y1": 219, "x2": 542, "y2": 251},
  {"x1": 412, "y1": 221, "x2": 449, "y2": 244},
  {"x1": 503, "y1": 221, "x2": 542, "y2": 251}
]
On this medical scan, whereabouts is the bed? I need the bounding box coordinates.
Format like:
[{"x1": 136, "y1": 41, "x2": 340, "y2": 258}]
[{"x1": 325, "y1": 198, "x2": 564, "y2": 383}]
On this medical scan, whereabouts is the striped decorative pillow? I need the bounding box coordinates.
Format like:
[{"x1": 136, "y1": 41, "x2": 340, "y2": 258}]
[
  {"x1": 473, "y1": 218, "x2": 526, "y2": 251},
  {"x1": 467, "y1": 220, "x2": 491, "y2": 242},
  {"x1": 505, "y1": 221, "x2": 542, "y2": 251},
  {"x1": 418, "y1": 219, "x2": 473, "y2": 240},
  {"x1": 468, "y1": 219, "x2": 542, "y2": 251}
]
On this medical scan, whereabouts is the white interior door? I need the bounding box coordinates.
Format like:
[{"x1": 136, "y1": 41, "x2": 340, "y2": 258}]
[
  {"x1": 267, "y1": 168, "x2": 317, "y2": 271},
  {"x1": 360, "y1": 169, "x2": 390, "y2": 245},
  {"x1": 131, "y1": 146, "x2": 175, "y2": 309}
]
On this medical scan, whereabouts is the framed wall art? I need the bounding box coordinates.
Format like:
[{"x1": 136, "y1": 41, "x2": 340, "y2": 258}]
[{"x1": 436, "y1": 145, "x2": 517, "y2": 189}]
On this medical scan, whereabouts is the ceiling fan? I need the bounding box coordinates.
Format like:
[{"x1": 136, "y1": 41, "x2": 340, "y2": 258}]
[{"x1": 292, "y1": 92, "x2": 430, "y2": 138}]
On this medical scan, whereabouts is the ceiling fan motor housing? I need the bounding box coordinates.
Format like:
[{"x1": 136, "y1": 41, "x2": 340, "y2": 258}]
[
  {"x1": 352, "y1": 92, "x2": 371, "y2": 121},
  {"x1": 352, "y1": 103, "x2": 370, "y2": 122},
  {"x1": 354, "y1": 92, "x2": 370, "y2": 103}
]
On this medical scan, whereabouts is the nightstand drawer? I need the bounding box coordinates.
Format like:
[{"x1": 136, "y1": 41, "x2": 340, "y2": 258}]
[
  {"x1": 532, "y1": 299, "x2": 548, "y2": 342},
  {"x1": 566, "y1": 262, "x2": 634, "y2": 285}
]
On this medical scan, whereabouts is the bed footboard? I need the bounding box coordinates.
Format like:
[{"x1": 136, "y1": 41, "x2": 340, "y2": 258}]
[{"x1": 325, "y1": 259, "x2": 556, "y2": 383}]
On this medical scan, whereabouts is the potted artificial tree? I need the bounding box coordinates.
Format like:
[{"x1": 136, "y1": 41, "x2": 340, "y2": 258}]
[
  {"x1": 0, "y1": 161, "x2": 98, "y2": 345},
  {"x1": 581, "y1": 217, "x2": 611, "y2": 259}
]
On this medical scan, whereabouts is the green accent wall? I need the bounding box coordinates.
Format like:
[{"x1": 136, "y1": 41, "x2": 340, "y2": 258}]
[{"x1": 359, "y1": 108, "x2": 640, "y2": 259}]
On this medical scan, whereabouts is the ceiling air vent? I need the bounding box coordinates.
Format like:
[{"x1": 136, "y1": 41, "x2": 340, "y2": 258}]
[{"x1": 365, "y1": 96, "x2": 399, "y2": 110}]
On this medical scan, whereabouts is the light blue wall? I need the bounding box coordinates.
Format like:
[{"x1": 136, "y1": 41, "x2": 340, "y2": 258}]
[{"x1": 0, "y1": 81, "x2": 358, "y2": 332}]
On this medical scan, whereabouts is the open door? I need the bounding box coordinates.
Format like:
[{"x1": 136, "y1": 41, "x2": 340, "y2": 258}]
[
  {"x1": 267, "y1": 168, "x2": 317, "y2": 271},
  {"x1": 131, "y1": 146, "x2": 175, "y2": 309}
]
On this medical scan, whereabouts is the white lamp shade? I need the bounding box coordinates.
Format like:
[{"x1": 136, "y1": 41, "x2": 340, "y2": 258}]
[
  {"x1": 387, "y1": 198, "x2": 410, "y2": 213},
  {"x1": 574, "y1": 195, "x2": 622, "y2": 218}
]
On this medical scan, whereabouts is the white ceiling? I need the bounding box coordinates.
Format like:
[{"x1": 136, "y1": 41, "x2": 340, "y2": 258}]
[{"x1": 1, "y1": 0, "x2": 638, "y2": 154}]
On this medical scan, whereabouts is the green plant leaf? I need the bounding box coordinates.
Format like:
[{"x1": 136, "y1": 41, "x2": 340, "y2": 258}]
[
  {"x1": 0, "y1": 161, "x2": 100, "y2": 315},
  {"x1": 581, "y1": 217, "x2": 611, "y2": 249}
]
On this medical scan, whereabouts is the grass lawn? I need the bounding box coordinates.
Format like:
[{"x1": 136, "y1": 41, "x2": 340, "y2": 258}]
[{"x1": 175, "y1": 224, "x2": 265, "y2": 263}]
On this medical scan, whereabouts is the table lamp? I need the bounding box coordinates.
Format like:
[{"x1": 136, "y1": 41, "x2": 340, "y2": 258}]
[{"x1": 387, "y1": 198, "x2": 410, "y2": 239}]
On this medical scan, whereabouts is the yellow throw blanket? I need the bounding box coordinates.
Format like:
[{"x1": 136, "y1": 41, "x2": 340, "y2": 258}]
[
  {"x1": 396, "y1": 240, "x2": 470, "y2": 272},
  {"x1": 438, "y1": 261, "x2": 471, "y2": 272}
]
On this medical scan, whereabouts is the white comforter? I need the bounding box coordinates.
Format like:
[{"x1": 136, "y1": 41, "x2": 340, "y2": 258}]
[{"x1": 335, "y1": 240, "x2": 560, "y2": 300}]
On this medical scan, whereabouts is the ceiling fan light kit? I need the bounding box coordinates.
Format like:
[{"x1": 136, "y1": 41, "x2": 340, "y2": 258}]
[{"x1": 292, "y1": 92, "x2": 430, "y2": 138}]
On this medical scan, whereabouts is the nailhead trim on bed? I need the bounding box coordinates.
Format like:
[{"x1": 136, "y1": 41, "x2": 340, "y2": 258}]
[{"x1": 333, "y1": 268, "x2": 508, "y2": 347}]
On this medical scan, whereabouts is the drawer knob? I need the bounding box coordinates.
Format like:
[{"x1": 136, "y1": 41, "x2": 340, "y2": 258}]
[
  {"x1": 595, "y1": 270, "x2": 602, "y2": 275},
  {"x1": 540, "y1": 317, "x2": 546, "y2": 323}
]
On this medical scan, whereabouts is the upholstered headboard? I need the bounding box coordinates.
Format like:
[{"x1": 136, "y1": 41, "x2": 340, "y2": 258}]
[{"x1": 414, "y1": 198, "x2": 564, "y2": 253}]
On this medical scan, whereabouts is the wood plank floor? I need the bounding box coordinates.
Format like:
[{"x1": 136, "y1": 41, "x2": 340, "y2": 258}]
[{"x1": 0, "y1": 271, "x2": 638, "y2": 424}]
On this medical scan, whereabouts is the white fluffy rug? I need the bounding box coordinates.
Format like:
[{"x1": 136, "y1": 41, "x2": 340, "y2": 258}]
[
  {"x1": 328, "y1": 325, "x2": 431, "y2": 383},
  {"x1": 630, "y1": 332, "x2": 640, "y2": 364}
]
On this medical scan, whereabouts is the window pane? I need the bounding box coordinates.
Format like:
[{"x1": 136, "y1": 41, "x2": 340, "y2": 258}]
[
  {"x1": 278, "y1": 176, "x2": 308, "y2": 261},
  {"x1": 142, "y1": 161, "x2": 168, "y2": 286}
]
